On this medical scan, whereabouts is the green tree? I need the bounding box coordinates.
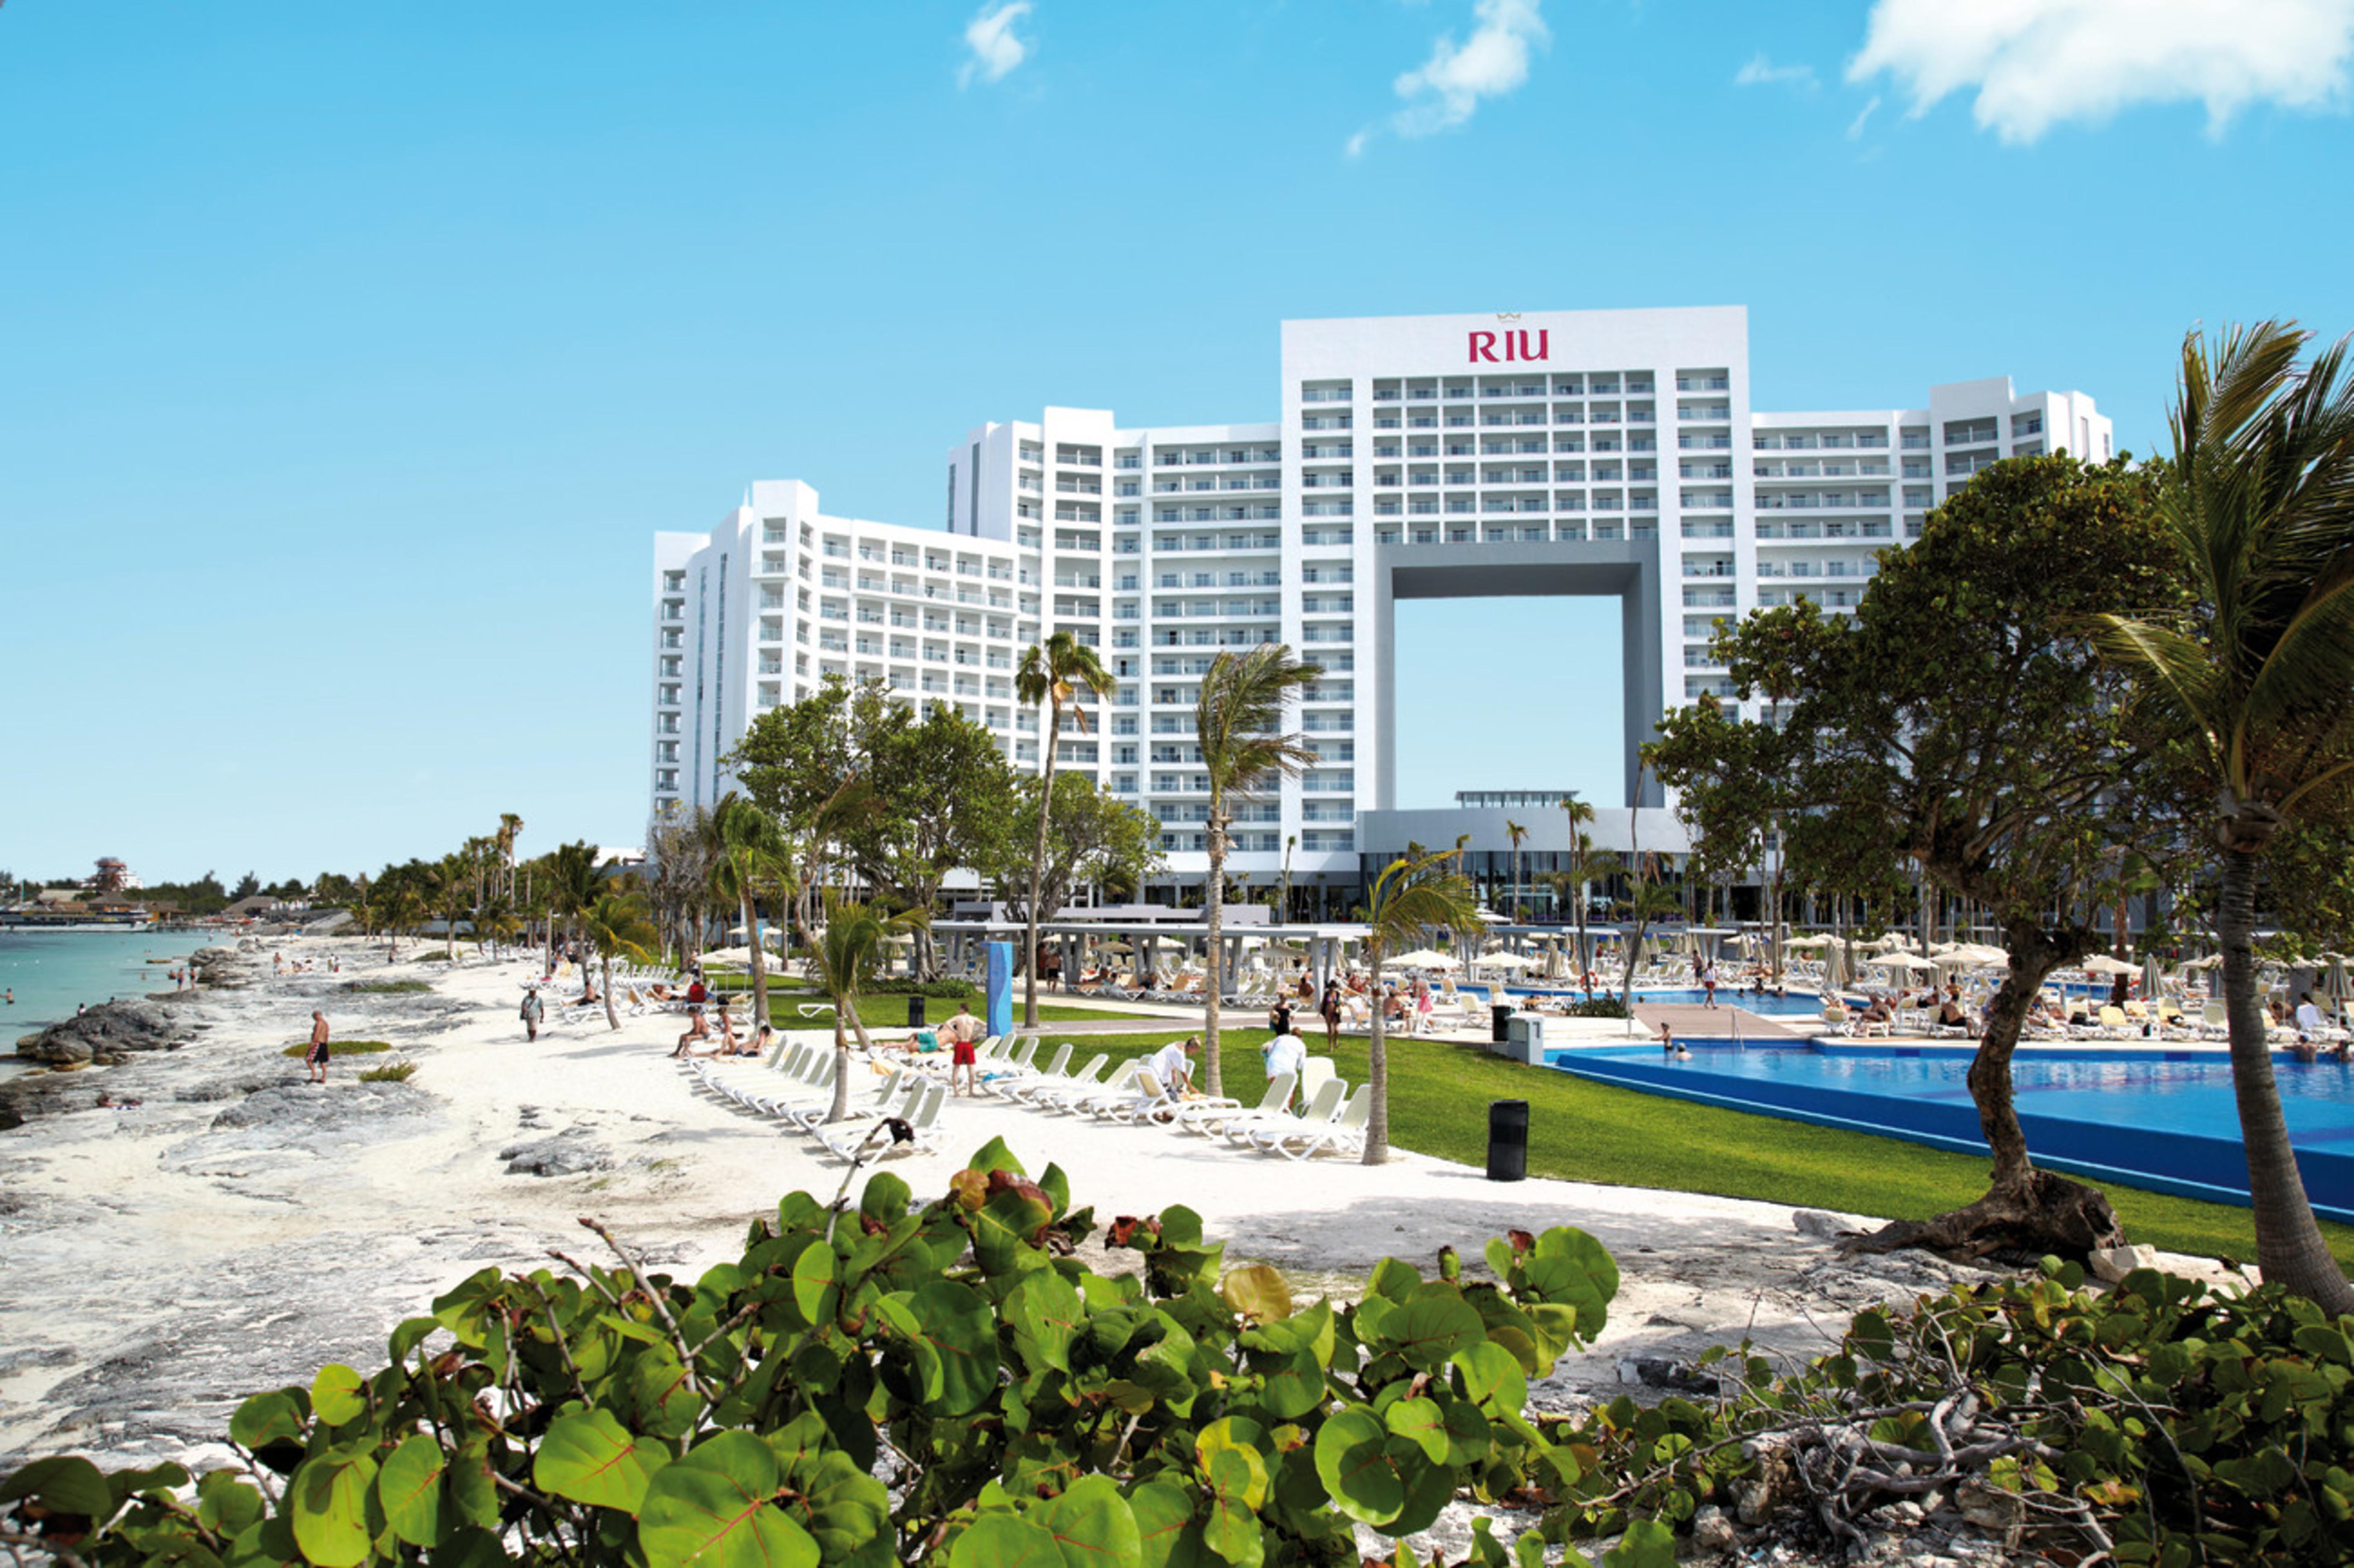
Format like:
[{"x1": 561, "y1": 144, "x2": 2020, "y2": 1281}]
[
  {"x1": 1504, "y1": 819, "x2": 1527, "y2": 921},
  {"x1": 431, "y1": 852, "x2": 475, "y2": 962},
  {"x1": 1195, "y1": 644, "x2": 1321, "y2": 1098},
  {"x1": 809, "y1": 893, "x2": 925, "y2": 1122},
  {"x1": 2093, "y1": 321, "x2": 2354, "y2": 1311},
  {"x1": 1014, "y1": 632, "x2": 1113, "y2": 1026},
  {"x1": 581, "y1": 889, "x2": 657, "y2": 1033},
  {"x1": 993, "y1": 773, "x2": 1166, "y2": 952},
  {"x1": 1555, "y1": 793, "x2": 1615, "y2": 995},
  {"x1": 1652, "y1": 453, "x2": 2178, "y2": 1258},
  {"x1": 726, "y1": 674, "x2": 865, "y2": 940},
  {"x1": 712, "y1": 793, "x2": 788, "y2": 1025},
  {"x1": 843, "y1": 695, "x2": 1020, "y2": 977},
  {"x1": 1356, "y1": 847, "x2": 1481, "y2": 1165},
  {"x1": 547, "y1": 841, "x2": 602, "y2": 971}
]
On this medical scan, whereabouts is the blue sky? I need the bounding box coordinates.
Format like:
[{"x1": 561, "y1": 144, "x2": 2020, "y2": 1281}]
[{"x1": 5, "y1": 0, "x2": 2351, "y2": 881}]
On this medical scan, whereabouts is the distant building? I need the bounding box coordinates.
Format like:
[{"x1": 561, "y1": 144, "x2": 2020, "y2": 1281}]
[{"x1": 88, "y1": 858, "x2": 139, "y2": 892}]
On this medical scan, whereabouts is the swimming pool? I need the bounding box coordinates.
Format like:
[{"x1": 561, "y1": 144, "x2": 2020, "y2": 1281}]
[{"x1": 1548, "y1": 1042, "x2": 2354, "y2": 1221}]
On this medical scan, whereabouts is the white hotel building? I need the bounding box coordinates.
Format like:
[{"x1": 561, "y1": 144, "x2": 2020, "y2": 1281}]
[{"x1": 651, "y1": 306, "x2": 2108, "y2": 905}]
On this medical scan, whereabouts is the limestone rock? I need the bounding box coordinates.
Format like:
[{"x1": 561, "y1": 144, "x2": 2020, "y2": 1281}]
[
  {"x1": 1691, "y1": 1504, "x2": 1737, "y2": 1551},
  {"x1": 1792, "y1": 1208, "x2": 1867, "y2": 1241},
  {"x1": 499, "y1": 1129, "x2": 610, "y2": 1177},
  {"x1": 2088, "y1": 1243, "x2": 2158, "y2": 1283},
  {"x1": 17, "y1": 1000, "x2": 185, "y2": 1063}
]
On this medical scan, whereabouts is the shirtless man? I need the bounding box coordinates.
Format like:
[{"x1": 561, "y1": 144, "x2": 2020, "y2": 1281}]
[{"x1": 305, "y1": 1011, "x2": 332, "y2": 1083}]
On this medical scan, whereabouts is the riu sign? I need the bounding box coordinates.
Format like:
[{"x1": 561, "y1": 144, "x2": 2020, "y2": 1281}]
[{"x1": 1469, "y1": 329, "x2": 1548, "y2": 363}]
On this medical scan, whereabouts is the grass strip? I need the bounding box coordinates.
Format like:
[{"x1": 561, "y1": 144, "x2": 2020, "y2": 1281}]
[
  {"x1": 1013, "y1": 1025, "x2": 2354, "y2": 1269},
  {"x1": 278, "y1": 1040, "x2": 394, "y2": 1058}
]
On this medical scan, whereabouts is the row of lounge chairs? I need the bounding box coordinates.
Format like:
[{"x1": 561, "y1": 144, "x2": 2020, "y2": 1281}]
[
  {"x1": 685, "y1": 1043, "x2": 949, "y2": 1163},
  {"x1": 964, "y1": 1036, "x2": 1374, "y2": 1160}
]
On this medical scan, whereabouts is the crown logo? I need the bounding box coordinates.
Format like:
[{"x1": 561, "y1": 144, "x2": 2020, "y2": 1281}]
[{"x1": 1496, "y1": 312, "x2": 1522, "y2": 322}]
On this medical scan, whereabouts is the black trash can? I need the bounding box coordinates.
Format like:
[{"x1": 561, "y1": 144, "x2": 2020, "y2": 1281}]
[
  {"x1": 1491, "y1": 1003, "x2": 1514, "y2": 1044},
  {"x1": 907, "y1": 995, "x2": 926, "y2": 1028},
  {"x1": 1487, "y1": 1099, "x2": 1529, "y2": 1182}
]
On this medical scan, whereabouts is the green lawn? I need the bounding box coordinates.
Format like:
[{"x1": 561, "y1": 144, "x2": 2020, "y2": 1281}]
[{"x1": 1008, "y1": 1024, "x2": 2354, "y2": 1270}]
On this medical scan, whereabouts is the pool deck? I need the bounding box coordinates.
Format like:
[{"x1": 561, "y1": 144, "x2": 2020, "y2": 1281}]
[{"x1": 1630, "y1": 998, "x2": 1822, "y2": 1045}]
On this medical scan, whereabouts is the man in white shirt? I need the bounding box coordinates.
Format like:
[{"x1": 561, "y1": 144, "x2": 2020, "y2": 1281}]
[
  {"x1": 2295, "y1": 991, "x2": 2326, "y2": 1037},
  {"x1": 1262, "y1": 1030, "x2": 1308, "y2": 1108},
  {"x1": 1147, "y1": 1037, "x2": 1198, "y2": 1101}
]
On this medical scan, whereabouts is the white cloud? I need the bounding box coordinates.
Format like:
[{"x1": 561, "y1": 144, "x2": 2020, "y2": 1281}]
[
  {"x1": 959, "y1": 1, "x2": 1033, "y2": 88},
  {"x1": 1848, "y1": 0, "x2": 2354, "y2": 143},
  {"x1": 1735, "y1": 53, "x2": 1818, "y2": 91},
  {"x1": 1846, "y1": 93, "x2": 1881, "y2": 139},
  {"x1": 1388, "y1": 0, "x2": 1550, "y2": 137}
]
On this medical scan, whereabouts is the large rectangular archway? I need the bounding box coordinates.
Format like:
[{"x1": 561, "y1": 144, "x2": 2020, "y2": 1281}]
[{"x1": 1371, "y1": 539, "x2": 1666, "y2": 809}]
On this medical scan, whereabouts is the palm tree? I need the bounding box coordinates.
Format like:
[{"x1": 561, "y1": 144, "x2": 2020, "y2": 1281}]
[
  {"x1": 1617, "y1": 881, "x2": 1683, "y2": 1004},
  {"x1": 547, "y1": 841, "x2": 602, "y2": 970},
  {"x1": 809, "y1": 893, "x2": 927, "y2": 1121},
  {"x1": 2092, "y1": 320, "x2": 2354, "y2": 1312},
  {"x1": 581, "y1": 890, "x2": 658, "y2": 1032},
  {"x1": 1195, "y1": 644, "x2": 1322, "y2": 1096},
  {"x1": 496, "y1": 813, "x2": 525, "y2": 900},
  {"x1": 1357, "y1": 848, "x2": 1481, "y2": 1165},
  {"x1": 474, "y1": 896, "x2": 517, "y2": 960},
  {"x1": 1015, "y1": 632, "x2": 1113, "y2": 1026},
  {"x1": 1558, "y1": 793, "x2": 1612, "y2": 995},
  {"x1": 1279, "y1": 833, "x2": 1297, "y2": 923},
  {"x1": 713, "y1": 793, "x2": 788, "y2": 1029},
  {"x1": 1504, "y1": 819, "x2": 1527, "y2": 920},
  {"x1": 433, "y1": 852, "x2": 473, "y2": 962}
]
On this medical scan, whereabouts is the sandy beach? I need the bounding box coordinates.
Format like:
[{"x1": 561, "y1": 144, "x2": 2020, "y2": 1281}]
[{"x1": 0, "y1": 936, "x2": 2223, "y2": 1508}]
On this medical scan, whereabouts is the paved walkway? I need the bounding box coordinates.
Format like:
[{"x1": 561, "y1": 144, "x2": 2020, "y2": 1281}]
[{"x1": 1630, "y1": 998, "x2": 1820, "y2": 1045}]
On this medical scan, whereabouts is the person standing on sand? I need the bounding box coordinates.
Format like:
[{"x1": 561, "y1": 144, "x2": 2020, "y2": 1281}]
[
  {"x1": 520, "y1": 987, "x2": 543, "y2": 1042},
  {"x1": 306, "y1": 1011, "x2": 332, "y2": 1083}
]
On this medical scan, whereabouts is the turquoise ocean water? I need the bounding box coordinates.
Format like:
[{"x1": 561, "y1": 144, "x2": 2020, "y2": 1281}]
[{"x1": 0, "y1": 929, "x2": 213, "y2": 1038}]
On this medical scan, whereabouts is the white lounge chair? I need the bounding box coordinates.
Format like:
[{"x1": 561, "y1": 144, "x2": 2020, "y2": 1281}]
[
  {"x1": 1174, "y1": 1073, "x2": 1292, "y2": 1138},
  {"x1": 1224, "y1": 1078, "x2": 1346, "y2": 1147},
  {"x1": 819, "y1": 1078, "x2": 948, "y2": 1163},
  {"x1": 1006, "y1": 1051, "x2": 1105, "y2": 1106},
  {"x1": 1255, "y1": 1084, "x2": 1373, "y2": 1160}
]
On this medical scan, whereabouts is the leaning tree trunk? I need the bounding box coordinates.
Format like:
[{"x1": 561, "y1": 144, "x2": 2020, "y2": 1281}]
[
  {"x1": 2219, "y1": 842, "x2": 2354, "y2": 1312},
  {"x1": 1845, "y1": 925, "x2": 2128, "y2": 1261},
  {"x1": 825, "y1": 1016, "x2": 853, "y2": 1123},
  {"x1": 1024, "y1": 712, "x2": 1060, "y2": 1028},
  {"x1": 601, "y1": 955, "x2": 620, "y2": 1032},
  {"x1": 1202, "y1": 815, "x2": 1227, "y2": 1099},
  {"x1": 741, "y1": 883, "x2": 770, "y2": 1037},
  {"x1": 1362, "y1": 956, "x2": 1392, "y2": 1165}
]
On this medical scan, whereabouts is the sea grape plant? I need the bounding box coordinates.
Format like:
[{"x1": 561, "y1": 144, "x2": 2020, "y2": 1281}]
[{"x1": 0, "y1": 1138, "x2": 1636, "y2": 1568}]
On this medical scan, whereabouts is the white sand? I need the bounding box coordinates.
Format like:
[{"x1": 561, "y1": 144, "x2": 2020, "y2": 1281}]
[{"x1": 0, "y1": 936, "x2": 2224, "y2": 1469}]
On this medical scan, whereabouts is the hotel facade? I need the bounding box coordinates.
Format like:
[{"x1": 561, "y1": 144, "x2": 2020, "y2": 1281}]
[{"x1": 651, "y1": 306, "x2": 2108, "y2": 905}]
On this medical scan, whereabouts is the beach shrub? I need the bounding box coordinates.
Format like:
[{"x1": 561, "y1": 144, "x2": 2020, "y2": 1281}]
[
  {"x1": 408, "y1": 951, "x2": 451, "y2": 964},
  {"x1": 277, "y1": 1041, "x2": 394, "y2": 1059},
  {"x1": 1558, "y1": 997, "x2": 1630, "y2": 1019},
  {"x1": 356, "y1": 1062, "x2": 417, "y2": 1083},
  {"x1": 0, "y1": 1141, "x2": 1626, "y2": 1568},
  {"x1": 867, "y1": 977, "x2": 979, "y2": 999},
  {"x1": 340, "y1": 980, "x2": 432, "y2": 995},
  {"x1": 1545, "y1": 1258, "x2": 2354, "y2": 1565}
]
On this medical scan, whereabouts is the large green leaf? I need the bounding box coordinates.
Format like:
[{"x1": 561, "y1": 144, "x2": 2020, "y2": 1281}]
[
  {"x1": 1128, "y1": 1480, "x2": 1213, "y2": 1568},
  {"x1": 1383, "y1": 1397, "x2": 1449, "y2": 1464},
  {"x1": 1251, "y1": 1346, "x2": 1327, "y2": 1421},
  {"x1": 1200, "y1": 1494, "x2": 1261, "y2": 1568},
  {"x1": 638, "y1": 1432, "x2": 817, "y2": 1568},
  {"x1": 226, "y1": 1390, "x2": 306, "y2": 1451},
  {"x1": 1312, "y1": 1407, "x2": 1401, "y2": 1525},
  {"x1": 1009, "y1": 1270, "x2": 1085, "y2": 1375},
  {"x1": 1452, "y1": 1343, "x2": 1529, "y2": 1415},
  {"x1": 1380, "y1": 1291, "x2": 1487, "y2": 1373},
  {"x1": 309, "y1": 1364, "x2": 368, "y2": 1428},
  {"x1": 1601, "y1": 1518, "x2": 1677, "y2": 1568},
  {"x1": 375, "y1": 1433, "x2": 449, "y2": 1548},
  {"x1": 792, "y1": 1240, "x2": 844, "y2": 1326},
  {"x1": 629, "y1": 1345, "x2": 702, "y2": 1439},
  {"x1": 289, "y1": 1449, "x2": 379, "y2": 1568},
  {"x1": 1037, "y1": 1474, "x2": 1143, "y2": 1568},
  {"x1": 912, "y1": 1281, "x2": 1001, "y2": 1415},
  {"x1": 972, "y1": 1187, "x2": 1055, "y2": 1278},
  {"x1": 535, "y1": 1407, "x2": 661, "y2": 1512},
  {"x1": 966, "y1": 1136, "x2": 1027, "y2": 1177},
  {"x1": 859, "y1": 1171, "x2": 913, "y2": 1225},
  {"x1": 949, "y1": 1514, "x2": 1063, "y2": 1568},
  {"x1": 0, "y1": 1455, "x2": 113, "y2": 1517}
]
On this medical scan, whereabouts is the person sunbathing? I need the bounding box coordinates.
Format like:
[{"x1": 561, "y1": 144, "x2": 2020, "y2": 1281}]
[
  {"x1": 877, "y1": 1027, "x2": 944, "y2": 1055},
  {"x1": 1857, "y1": 996, "x2": 1893, "y2": 1025},
  {"x1": 1936, "y1": 993, "x2": 1972, "y2": 1029}
]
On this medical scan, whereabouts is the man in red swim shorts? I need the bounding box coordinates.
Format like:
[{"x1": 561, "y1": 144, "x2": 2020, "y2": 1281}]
[{"x1": 942, "y1": 1002, "x2": 983, "y2": 1096}]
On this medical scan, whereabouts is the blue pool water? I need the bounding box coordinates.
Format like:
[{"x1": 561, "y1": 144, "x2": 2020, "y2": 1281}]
[{"x1": 1550, "y1": 1042, "x2": 2354, "y2": 1220}]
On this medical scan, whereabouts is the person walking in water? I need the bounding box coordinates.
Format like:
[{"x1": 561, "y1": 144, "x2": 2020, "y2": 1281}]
[{"x1": 305, "y1": 1011, "x2": 332, "y2": 1083}]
